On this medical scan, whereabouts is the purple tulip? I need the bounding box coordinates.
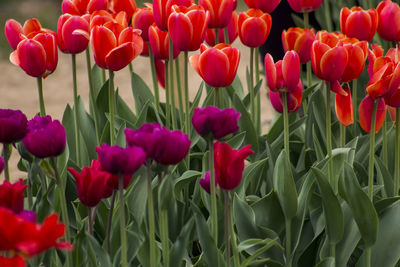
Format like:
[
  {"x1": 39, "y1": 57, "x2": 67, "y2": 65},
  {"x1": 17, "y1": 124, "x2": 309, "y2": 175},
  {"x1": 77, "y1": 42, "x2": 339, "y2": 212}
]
[
  {"x1": 192, "y1": 106, "x2": 240, "y2": 139},
  {"x1": 22, "y1": 116, "x2": 66, "y2": 158},
  {"x1": 20, "y1": 210, "x2": 37, "y2": 223},
  {"x1": 0, "y1": 157, "x2": 3, "y2": 174},
  {"x1": 199, "y1": 171, "x2": 217, "y2": 194},
  {"x1": 96, "y1": 144, "x2": 146, "y2": 175},
  {"x1": 0, "y1": 109, "x2": 28, "y2": 144},
  {"x1": 155, "y1": 128, "x2": 191, "y2": 165}
]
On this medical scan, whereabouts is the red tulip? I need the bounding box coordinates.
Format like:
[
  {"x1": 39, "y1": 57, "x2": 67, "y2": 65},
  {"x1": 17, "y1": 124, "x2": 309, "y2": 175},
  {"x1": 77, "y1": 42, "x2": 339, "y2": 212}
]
[
  {"x1": 62, "y1": 0, "x2": 108, "y2": 16},
  {"x1": 366, "y1": 56, "x2": 400, "y2": 99},
  {"x1": 57, "y1": 14, "x2": 90, "y2": 54},
  {"x1": 90, "y1": 23, "x2": 143, "y2": 71},
  {"x1": 340, "y1": 7, "x2": 378, "y2": 42},
  {"x1": 0, "y1": 179, "x2": 26, "y2": 214},
  {"x1": 340, "y1": 37, "x2": 368, "y2": 82},
  {"x1": 199, "y1": 0, "x2": 234, "y2": 28},
  {"x1": 377, "y1": 0, "x2": 400, "y2": 42},
  {"x1": 110, "y1": 0, "x2": 137, "y2": 21},
  {"x1": 0, "y1": 255, "x2": 25, "y2": 267},
  {"x1": 238, "y1": 9, "x2": 271, "y2": 48},
  {"x1": 168, "y1": 4, "x2": 209, "y2": 51},
  {"x1": 204, "y1": 11, "x2": 238, "y2": 46},
  {"x1": 90, "y1": 10, "x2": 129, "y2": 29},
  {"x1": 155, "y1": 59, "x2": 166, "y2": 88},
  {"x1": 190, "y1": 43, "x2": 240, "y2": 87},
  {"x1": 244, "y1": 0, "x2": 280, "y2": 13},
  {"x1": 269, "y1": 84, "x2": 302, "y2": 113},
  {"x1": 282, "y1": 27, "x2": 315, "y2": 64},
  {"x1": 148, "y1": 24, "x2": 180, "y2": 60},
  {"x1": 68, "y1": 160, "x2": 113, "y2": 207},
  {"x1": 335, "y1": 87, "x2": 354, "y2": 126},
  {"x1": 367, "y1": 43, "x2": 384, "y2": 78},
  {"x1": 10, "y1": 33, "x2": 58, "y2": 78},
  {"x1": 359, "y1": 95, "x2": 386, "y2": 133},
  {"x1": 153, "y1": 0, "x2": 193, "y2": 31},
  {"x1": 131, "y1": 4, "x2": 154, "y2": 42},
  {"x1": 265, "y1": 51, "x2": 301, "y2": 93},
  {"x1": 214, "y1": 141, "x2": 253, "y2": 190},
  {"x1": 287, "y1": 0, "x2": 323, "y2": 13}
]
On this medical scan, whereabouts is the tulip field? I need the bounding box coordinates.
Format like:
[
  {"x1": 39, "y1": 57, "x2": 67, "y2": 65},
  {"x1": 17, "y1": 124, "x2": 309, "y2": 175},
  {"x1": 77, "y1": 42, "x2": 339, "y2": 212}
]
[{"x1": 3, "y1": 0, "x2": 400, "y2": 266}]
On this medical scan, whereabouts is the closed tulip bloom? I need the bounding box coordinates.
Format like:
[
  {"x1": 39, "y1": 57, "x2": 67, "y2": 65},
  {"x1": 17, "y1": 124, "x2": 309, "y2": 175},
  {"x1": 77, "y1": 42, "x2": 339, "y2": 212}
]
[
  {"x1": 131, "y1": 4, "x2": 154, "y2": 42},
  {"x1": 335, "y1": 87, "x2": 354, "y2": 126},
  {"x1": 244, "y1": 0, "x2": 280, "y2": 13},
  {"x1": 205, "y1": 11, "x2": 238, "y2": 46},
  {"x1": 153, "y1": 0, "x2": 193, "y2": 31},
  {"x1": 148, "y1": 24, "x2": 180, "y2": 60},
  {"x1": 199, "y1": 0, "x2": 234, "y2": 28},
  {"x1": 238, "y1": 9, "x2": 271, "y2": 48},
  {"x1": 282, "y1": 27, "x2": 315, "y2": 63},
  {"x1": 340, "y1": 7, "x2": 378, "y2": 42},
  {"x1": 168, "y1": 4, "x2": 209, "y2": 51},
  {"x1": 110, "y1": 0, "x2": 137, "y2": 21},
  {"x1": 0, "y1": 255, "x2": 25, "y2": 267},
  {"x1": 57, "y1": 14, "x2": 90, "y2": 54},
  {"x1": 0, "y1": 179, "x2": 27, "y2": 214},
  {"x1": 125, "y1": 123, "x2": 164, "y2": 160},
  {"x1": 155, "y1": 128, "x2": 191, "y2": 165},
  {"x1": 287, "y1": 0, "x2": 323, "y2": 13},
  {"x1": 366, "y1": 56, "x2": 400, "y2": 99},
  {"x1": 0, "y1": 109, "x2": 28, "y2": 144},
  {"x1": 62, "y1": 0, "x2": 108, "y2": 16},
  {"x1": 10, "y1": 33, "x2": 58, "y2": 78},
  {"x1": 190, "y1": 43, "x2": 240, "y2": 87},
  {"x1": 96, "y1": 144, "x2": 146, "y2": 175},
  {"x1": 377, "y1": 0, "x2": 400, "y2": 42},
  {"x1": 265, "y1": 51, "x2": 301, "y2": 93},
  {"x1": 68, "y1": 160, "x2": 113, "y2": 207},
  {"x1": 269, "y1": 83, "x2": 303, "y2": 113},
  {"x1": 199, "y1": 171, "x2": 217, "y2": 194},
  {"x1": 0, "y1": 157, "x2": 3, "y2": 174},
  {"x1": 91, "y1": 23, "x2": 143, "y2": 71},
  {"x1": 359, "y1": 95, "x2": 386, "y2": 133},
  {"x1": 214, "y1": 142, "x2": 253, "y2": 190},
  {"x1": 192, "y1": 106, "x2": 240, "y2": 139},
  {"x1": 22, "y1": 116, "x2": 66, "y2": 159}
]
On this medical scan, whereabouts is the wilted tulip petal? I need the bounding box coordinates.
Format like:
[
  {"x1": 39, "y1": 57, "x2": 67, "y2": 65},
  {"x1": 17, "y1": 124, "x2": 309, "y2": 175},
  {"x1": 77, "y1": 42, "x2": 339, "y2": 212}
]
[
  {"x1": 359, "y1": 95, "x2": 386, "y2": 133},
  {"x1": 335, "y1": 87, "x2": 354, "y2": 126}
]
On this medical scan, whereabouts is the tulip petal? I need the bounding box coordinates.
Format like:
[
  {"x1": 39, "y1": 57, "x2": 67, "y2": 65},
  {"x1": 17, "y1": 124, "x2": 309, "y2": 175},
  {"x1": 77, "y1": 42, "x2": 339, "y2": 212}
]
[
  {"x1": 335, "y1": 88, "x2": 354, "y2": 126},
  {"x1": 91, "y1": 26, "x2": 117, "y2": 69},
  {"x1": 13, "y1": 39, "x2": 46, "y2": 77},
  {"x1": 282, "y1": 51, "x2": 300, "y2": 92},
  {"x1": 198, "y1": 47, "x2": 229, "y2": 87},
  {"x1": 264, "y1": 53, "x2": 277, "y2": 91},
  {"x1": 359, "y1": 95, "x2": 386, "y2": 133},
  {"x1": 320, "y1": 46, "x2": 348, "y2": 81},
  {"x1": 105, "y1": 42, "x2": 135, "y2": 71},
  {"x1": 5, "y1": 19, "x2": 24, "y2": 50},
  {"x1": 330, "y1": 80, "x2": 347, "y2": 96}
]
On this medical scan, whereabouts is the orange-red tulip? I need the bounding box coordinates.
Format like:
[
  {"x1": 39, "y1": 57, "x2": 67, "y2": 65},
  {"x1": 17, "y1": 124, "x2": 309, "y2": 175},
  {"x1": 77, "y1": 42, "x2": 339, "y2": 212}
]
[
  {"x1": 367, "y1": 43, "x2": 384, "y2": 77},
  {"x1": 90, "y1": 10, "x2": 128, "y2": 29},
  {"x1": 57, "y1": 14, "x2": 90, "y2": 54},
  {"x1": 110, "y1": 0, "x2": 137, "y2": 21},
  {"x1": 190, "y1": 43, "x2": 240, "y2": 87},
  {"x1": 131, "y1": 4, "x2": 154, "y2": 42},
  {"x1": 359, "y1": 95, "x2": 386, "y2": 133},
  {"x1": 90, "y1": 23, "x2": 143, "y2": 71},
  {"x1": 340, "y1": 7, "x2": 378, "y2": 42},
  {"x1": 62, "y1": 0, "x2": 108, "y2": 16},
  {"x1": 287, "y1": 0, "x2": 322, "y2": 13},
  {"x1": 153, "y1": 0, "x2": 193, "y2": 31},
  {"x1": 335, "y1": 87, "x2": 354, "y2": 126},
  {"x1": 377, "y1": 0, "x2": 400, "y2": 42},
  {"x1": 148, "y1": 24, "x2": 180, "y2": 59},
  {"x1": 340, "y1": 37, "x2": 368, "y2": 82},
  {"x1": 366, "y1": 56, "x2": 400, "y2": 99},
  {"x1": 238, "y1": 9, "x2": 271, "y2": 48},
  {"x1": 244, "y1": 0, "x2": 280, "y2": 13},
  {"x1": 199, "y1": 0, "x2": 234, "y2": 28},
  {"x1": 168, "y1": 4, "x2": 209, "y2": 51},
  {"x1": 282, "y1": 27, "x2": 315, "y2": 64},
  {"x1": 205, "y1": 11, "x2": 238, "y2": 46}
]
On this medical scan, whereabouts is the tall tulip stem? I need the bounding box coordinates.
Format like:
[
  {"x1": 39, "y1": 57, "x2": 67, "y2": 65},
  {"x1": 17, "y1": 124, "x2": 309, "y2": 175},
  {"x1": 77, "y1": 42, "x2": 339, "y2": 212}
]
[
  {"x1": 395, "y1": 108, "x2": 400, "y2": 195},
  {"x1": 2, "y1": 144, "x2": 9, "y2": 181},
  {"x1": 160, "y1": 209, "x2": 170, "y2": 267},
  {"x1": 368, "y1": 100, "x2": 378, "y2": 200},
  {"x1": 108, "y1": 70, "x2": 116, "y2": 145},
  {"x1": 169, "y1": 36, "x2": 177, "y2": 130},
  {"x1": 184, "y1": 51, "x2": 190, "y2": 135},
  {"x1": 255, "y1": 48, "x2": 261, "y2": 134},
  {"x1": 118, "y1": 175, "x2": 128, "y2": 267},
  {"x1": 175, "y1": 58, "x2": 185, "y2": 130},
  {"x1": 352, "y1": 80, "x2": 358, "y2": 134},
  {"x1": 340, "y1": 124, "x2": 346, "y2": 147},
  {"x1": 250, "y1": 48, "x2": 255, "y2": 126},
  {"x1": 282, "y1": 92, "x2": 290, "y2": 158},
  {"x1": 106, "y1": 191, "x2": 116, "y2": 255},
  {"x1": 149, "y1": 45, "x2": 160, "y2": 114},
  {"x1": 224, "y1": 27, "x2": 229, "y2": 44},
  {"x1": 382, "y1": 116, "x2": 388, "y2": 167},
  {"x1": 303, "y1": 12, "x2": 309, "y2": 29},
  {"x1": 285, "y1": 219, "x2": 292, "y2": 267},
  {"x1": 71, "y1": 55, "x2": 81, "y2": 166},
  {"x1": 325, "y1": 85, "x2": 334, "y2": 190},
  {"x1": 36, "y1": 77, "x2": 46, "y2": 116},
  {"x1": 304, "y1": 11, "x2": 311, "y2": 114},
  {"x1": 85, "y1": 48, "x2": 100, "y2": 143},
  {"x1": 215, "y1": 28, "x2": 219, "y2": 44},
  {"x1": 324, "y1": 0, "x2": 333, "y2": 32},
  {"x1": 146, "y1": 163, "x2": 157, "y2": 267},
  {"x1": 165, "y1": 61, "x2": 171, "y2": 129},
  {"x1": 224, "y1": 190, "x2": 231, "y2": 267},
  {"x1": 208, "y1": 138, "x2": 219, "y2": 246}
]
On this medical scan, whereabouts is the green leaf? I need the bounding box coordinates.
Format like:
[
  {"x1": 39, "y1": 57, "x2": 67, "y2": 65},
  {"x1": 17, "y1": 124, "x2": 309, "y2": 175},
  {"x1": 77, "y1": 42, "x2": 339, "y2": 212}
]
[
  {"x1": 238, "y1": 158, "x2": 268, "y2": 197},
  {"x1": 273, "y1": 151, "x2": 298, "y2": 220},
  {"x1": 312, "y1": 168, "x2": 343, "y2": 244},
  {"x1": 87, "y1": 234, "x2": 112, "y2": 267},
  {"x1": 375, "y1": 156, "x2": 394, "y2": 197},
  {"x1": 251, "y1": 191, "x2": 285, "y2": 234},
  {"x1": 130, "y1": 71, "x2": 154, "y2": 114},
  {"x1": 158, "y1": 174, "x2": 173, "y2": 210},
  {"x1": 77, "y1": 97, "x2": 97, "y2": 160},
  {"x1": 315, "y1": 257, "x2": 335, "y2": 267},
  {"x1": 126, "y1": 169, "x2": 147, "y2": 225},
  {"x1": 169, "y1": 218, "x2": 194, "y2": 267},
  {"x1": 226, "y1": 132, "x2": 246, "y2": 149},
  {"x1": 174, "y1": 171, "x2": 202, "y2": 196},
  {"x1": 239, "y1": 238, "x2": 283, "y2": 267}
]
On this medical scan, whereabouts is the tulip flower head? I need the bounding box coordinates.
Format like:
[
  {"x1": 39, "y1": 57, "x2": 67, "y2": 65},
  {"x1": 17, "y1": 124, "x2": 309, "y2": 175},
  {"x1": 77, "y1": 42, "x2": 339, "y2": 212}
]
[
  {"x1": 205, "y1": 11, "x2": 238, "y2": 46},
  {"x1": 359, "y1": 95, "x2": 387, "y2": 133},
  {"x1": 57, "y1": 14, "x2": 90, "y2": 54},
  {"x1": 192, "y1": 106, "x2": 240, "y2": 139},
  {"x1": 238, "y1": 9, "x2": 271, "y2": 48},
  {"x1": 153, "y1": 0, "x2": 194, "y2": 31},
  {"x1": 90, "y1": 10, "x2": 129, "y2": 29},
  {"x1": 244, "y1": 0, "x2": 280, "y2": 13},
  {"x1": 148, "y1": 24, "x2": 180, "y2": 60},
  {"x1": 0, "y1": 109, "x2": 28, "y2": 144},
  {"x1": 22, "y1": 116, "x2": 66, "y2": 159},
  {"x1": 62, "y1": 0, "x2": 108, "y2": 16},
  {"x1": 282, "y1": 27, "x2": 315, "y2": 64},
  {"x1": 0, "y1": 179, "x2": 27, "y2": 214},
  {"x1": 0, "y1": 255, "x2": 25, "y2": 267},
  {"x1": 190, "y1": 43, "x2": 240, "y2": 87},
  {"x1": 199, "y1": 171, "x2": 218, "y2": 194},
  {"x1": 168, "y1": 4, "x2": 210, "y2": 51},
  {"x1": 340, "y1": 7, "x2": 378, "y2": 42},
  {"x1": 377, "y1": 0, "x2": 400, "y2": 42},
  {"x1": 110, "y1": 0, "x2": 137, "y2": 21},
  {"x1": 68, "y1": 160, "x2": 114, "y2": 207},
  {"x1": 131, "y1": 4, "x2": 154, "y2": 42},
  {"x1": 287, "y1": 0, "x2": 323, "y2": 13},
  {"x1": 199, "y1": 0, "x2": 234, "y2": 28},
  {"x1": 214, "y1": 142, "x2": 253, "y2": 190}
]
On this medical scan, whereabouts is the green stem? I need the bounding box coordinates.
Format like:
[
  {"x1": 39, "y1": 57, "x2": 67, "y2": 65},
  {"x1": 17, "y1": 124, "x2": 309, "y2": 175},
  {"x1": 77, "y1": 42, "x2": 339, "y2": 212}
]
[
  {"x1": 285, "y1": 219, "x2": 292, "y2": 267},
  {"x1": 395, "y1": 108, "x2": 400, "y2": 195},
  {"x1": 224, "y1": 190, "x2": 231, "y2": 267},
  {"x1": 340, "y1": 124, "x2": 346, "y2": 147},
  {"x1": 160, "y1": 209, "x2": 170, "y2": 267},
  {"x1": 282, "y1": 92, "x2": 290, "y2": 158},
  {"x1": 165, "y1": 61, "x2": 171, "y2": 129},
  {"x1": 324, "y1": 0, "x2": 333, "y2": 32},
  {"x1": 326, "y1": 85, "x2": 334, "y2": 190},
  {"x1": 330, "y1": 242, "x2": 336, "y2": 262},
  {"x1": 37, "y1": 77, "x2": 46, "y2": 116},
  {"x1": 255, "y1": 48, "x2": 261, "y2": 134},
  {"x1": 108, "y1": 70, "x2": 115, "y2": 145},
  {"x1": 149, "y1": 45, "x2": 160, "y2": 114},
  {"x1": 250, "y1": 48, "x2": 255, "y2": 125},
  {"x1": 214, "y1": 88, "x2": 219, "y2": 107},
  {"x1": 88, "y1": 207, "x2": 95, "y2": 236},
  {"x1": 382, "y1": 115, "x2": 388, "y2": 167},
  {"x1": 27, "y1": 163, "x2": 33, "y2": 208},
  {"x1": 368, "y1": 100, "x2": 378, "y2": 200},
  {"x1": 353, "y1": 80, "x2": 358, "y2": 134},
  {"x1": 106, "y1": 191, "x2": 116, "y2": 256},
  {"x1": 101, "y1": 69, "x2": 106, "y2": 84},
  {"x1": 303, "y1": 12, "x2": 309, "y2": 29},
  {"x1": 72, "y1": 54, "x2": 81, "y2": 166},
  {"x1": 231, "y1": 211, "x2": 240, "y2": 267},
  {"x1": 215, "y1": 28, "x2": 219, "y2": 44},
  {"x1": 118, "y1": 175, "x2": 128, "y2": 267},
  {"x1": 147, "y1": 163, "x2": 157, "y2": 267},
  {"x1": 50, "y1": 157, "x2": 72, "y2": 267},
  {"x1": 85, "y1": 48, "x2": 100, "y2": 143},
  {"x1": 175, "y1": 57, "x2": 185, "y2": 130},
  {"x1": 184, "y1": 51, "x2": 190, "y2": 134},
  {"x1": 366, "y1": 247, "x2": 372, "y2": 267},
  {"x1": 169, "y1": 36, "x2": 177, "y2": 130},
  {"x1": 2, "y1": 144, "x2": 9, "y2": 181},
  {"x1": 224, "y1": 27, "x2": 229, "y2": 44},
  {"x1": 129, "y1": 62, "x2": 133, "y2": 73},
  {"x1": 209, "y1": 138, "x2": 218, "y2": 246}
]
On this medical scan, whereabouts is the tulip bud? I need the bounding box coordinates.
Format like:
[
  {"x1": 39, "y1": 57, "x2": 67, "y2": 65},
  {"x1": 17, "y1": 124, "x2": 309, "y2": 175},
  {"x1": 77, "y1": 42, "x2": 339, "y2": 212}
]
[
  {"x1": 131, "y1": 4, "x2": 154, "y2": 42},
  {"x1": 0, "y1": 179, "x2": 27, "y2": 214},
  {"x1": 0, "y1": 109, "x2": 28, "y2": 144},
  {"x1": 199, "y1": 0, "x2": 234, "y2": 28},
  {"x1": 57, "y1": 14, "x2": 90, "y2": 54},
  {"x1": 22, "y1": 116, "x2": 66, "y2": 159},
  {"x1": 340, "y1": 7, "x2": 378, "y2": 42},
  {"x1": 238, "y1": 9, "x2": 271, "y2": 48},
  {"x1": 282, "y1": 27, "x2": 315, "y2": 64}
]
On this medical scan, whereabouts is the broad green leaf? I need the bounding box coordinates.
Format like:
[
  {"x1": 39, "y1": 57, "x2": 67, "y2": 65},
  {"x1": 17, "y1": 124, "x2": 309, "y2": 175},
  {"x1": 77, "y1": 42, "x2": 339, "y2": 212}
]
[
  {"x1": 126, "y1": 169, "x2": 147, "y2": 225},
  {"x1": 239, "y1": 238, "x2": 283, "y2": 267},
  {"x1": 77, "y1": 97, "x2": 97, "y2": 160},
  {"x1": 226, "y1": 132, "x2": 246, "y2": 149},
  {"x1": 315, "y1": 257, "x2": 335, "y2": 267},
  {"x1": 87, "y1": 234, "x2": 112, "y2": 267},
  {"x1": 169, "y1": 218, "x2": 194, "y2": 267},
  {"x1": 251, "y1": 191, "x2": 285, "y2": 234},
  {"x1": 130, "y1": 71, "x2": 154, "y2": 114},
  {"x1": 158, "y1": 174, "x2": 173, "y2": 210},
  {"x1": 174, "y1": 171, "x2": 202, "y2": 196},
  {"x1": 375, "y1": 156, "x2": 394, "y2": 197}
]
